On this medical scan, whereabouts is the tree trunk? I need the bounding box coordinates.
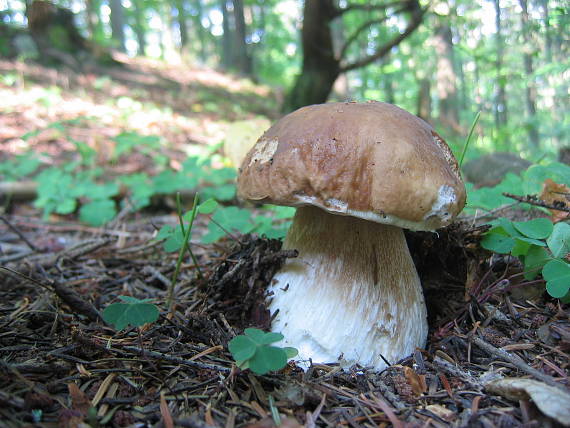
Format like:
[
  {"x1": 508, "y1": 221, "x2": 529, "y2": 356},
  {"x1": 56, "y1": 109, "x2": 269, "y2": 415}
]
[
  {"x1": 493, "y1": 0, "x2": 508, "y2": 129},
  {"x1": 539, "y1": 0, "x2": 552, "y2": 62},
  {"x1": 193, "y1": 0, "x2": 207, "y2": 63},
  {"x1": 109, "y1": 0, "x2": 126, "y2": 52},
  {"x1": 433, "y1": 24, "x2": 459, "y2": 130},
  {"x1": 27, "y1": 0, "x2": 87, "y2": 66},
  {"x1": 175, "y1": 0, "x2": 189, "y2": 50},
  {"x1": 283, "y1": 0, "x2": 423, "y2": 113},
  {"x1": 518, "y1": 0, "x2": 539, "y2": 146},
  {"x1": 220, "y1": 0, "x2": 232, "y2": 69},
  {"x1": 283, "y1": 0, "x2": 340, "y2": 112},
  {"x1": 85, "y1": 0, "x2": 103, "y2": 40},
  {"x1": 232, "y1": 0, "x2": 253, "y2": 76},
  {"x1": 132, "y1": 0, "x2": 146, "y2": 55},
  {"x1": 417, "y1": 78, "x2": 431, "y2": 122}
]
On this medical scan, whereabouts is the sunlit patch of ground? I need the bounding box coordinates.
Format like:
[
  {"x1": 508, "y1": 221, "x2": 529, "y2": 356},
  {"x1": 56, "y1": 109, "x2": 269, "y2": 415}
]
[{"x1": 0, "y1": 58, "x2": 278, "y2": 167}]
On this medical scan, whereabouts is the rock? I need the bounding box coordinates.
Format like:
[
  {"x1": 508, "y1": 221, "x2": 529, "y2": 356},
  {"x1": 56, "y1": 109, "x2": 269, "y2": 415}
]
[{"x1": 463, "y1": 152, "x2": 531, "y2": 187}]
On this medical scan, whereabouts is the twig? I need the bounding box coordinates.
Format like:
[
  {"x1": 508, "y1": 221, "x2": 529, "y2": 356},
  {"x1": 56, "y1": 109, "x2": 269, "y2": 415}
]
[
  {"x1": 121, "y1": 346, "x2": 231, "y2": 373},
  {"x1": 471, "y1": 335, "x2": 565, "y2": 391},
  {"x1": 0, "y1": 215, "x2": 38, "y2": 251},
  {"x1": 502, "y1": 192, "x2": 570, "y2": 213},
  {"x1": 0, "y1": 266, "x2": 103, "y2": 323}
]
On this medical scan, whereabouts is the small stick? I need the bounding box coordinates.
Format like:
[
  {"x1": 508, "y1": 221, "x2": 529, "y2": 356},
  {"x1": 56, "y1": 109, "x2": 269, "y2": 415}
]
[
  {"x1": 502, "y1": 192, "x2": 570, "y2": 213},
  {"x1": 0, "y1": 266, "x2": 102, "y2": 323},
  {"x1": 0, "y1": 215, "x2": 38, "y2": 251},
  {"x1": 471, "y1": 335, "x2": 565, "y2": 391},
  {"x1": 121, "y1": 346, "x2": 231, "y2": 373}
]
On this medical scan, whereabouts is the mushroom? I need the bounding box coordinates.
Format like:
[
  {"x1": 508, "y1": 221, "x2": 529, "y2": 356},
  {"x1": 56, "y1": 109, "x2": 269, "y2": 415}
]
[{"x1": 237, "y1": 101, "x2": 466, "y2": 370}]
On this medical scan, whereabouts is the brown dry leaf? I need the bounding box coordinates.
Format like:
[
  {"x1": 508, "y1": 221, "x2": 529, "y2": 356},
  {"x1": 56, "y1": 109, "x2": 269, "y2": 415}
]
[
  {"x1": 67, "y1": 383, "x2": 90, "y2": 416},
  {"x1": 540, "y1": 178, "x2": 570, "y2": 222},
  {"x1": 403, "y1": 366, "x2": 427, "y2": 396},
  {"x1": 485, "y1": 378, "x2": 570, "y2": 426},
  {"x1": 425, "y1": 404, "x2": 456, "y2": 421},
  {"x1": 160, "y1": 391, "x2": 174, "y2": 428}
]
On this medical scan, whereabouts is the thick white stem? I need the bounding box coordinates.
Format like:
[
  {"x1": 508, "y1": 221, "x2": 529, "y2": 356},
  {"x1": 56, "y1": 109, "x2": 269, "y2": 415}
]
[{"x1": 268, "y1": 206, "x2": 428, "y2": 371}]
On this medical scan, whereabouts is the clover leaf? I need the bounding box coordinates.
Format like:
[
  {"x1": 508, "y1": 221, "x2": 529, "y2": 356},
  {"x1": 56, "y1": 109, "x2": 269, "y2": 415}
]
[
  {"x1": 481, "y1": 217, "x2": 570, "y2": 300},
  {"x1": 543, "y1": 260, "x2": 570, "y2": 299},
  {"x1": 102, "y1": 296, "x2": 160, "y2": 330},
  {"x1": 512, "y1": 218, "x2": 554, "y2": 240},
  {"x1": 228, "y1": 328, "x2": 298, "y2": 375},
  {"x1": 547, "y1": 222, "x2": 570, "y2": 259}
]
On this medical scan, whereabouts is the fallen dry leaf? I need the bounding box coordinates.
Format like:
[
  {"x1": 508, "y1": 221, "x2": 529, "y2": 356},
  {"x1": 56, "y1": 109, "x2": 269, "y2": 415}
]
[
  {"x1": 485, "y1": 378, "x2": 570, "y2": 426},
  {"x1": 160, "y1": 391, "x2": 174, "y2": 428},
  {"x1": 425, "y1": 404, "x2": 456, "y2": 421},
  {"x1": 404, "y1": 366, "x2": 427, "y2": 396},
  {"x1": 540, "y1": 178, "x2": 570, "y2": 222},
  {"x1": 67, "y1": 383, "x2": 90, "y2": 415}
]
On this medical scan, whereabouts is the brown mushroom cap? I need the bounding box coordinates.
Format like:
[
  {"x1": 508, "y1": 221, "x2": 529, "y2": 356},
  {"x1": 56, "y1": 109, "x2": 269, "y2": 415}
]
[{"x1": 237, "y1": 101, "x2": 466, "y2": 231}]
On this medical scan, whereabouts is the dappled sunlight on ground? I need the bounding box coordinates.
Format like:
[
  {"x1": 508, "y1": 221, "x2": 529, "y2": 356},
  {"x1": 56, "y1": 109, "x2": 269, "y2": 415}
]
[{"x1": 0, "y1": 59, "x2": 278, "y2": 172}]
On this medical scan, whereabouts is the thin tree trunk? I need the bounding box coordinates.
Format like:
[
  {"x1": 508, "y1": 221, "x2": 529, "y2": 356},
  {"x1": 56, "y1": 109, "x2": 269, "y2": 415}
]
[
  {"x1": 132, "y1": 0, "x2": 146, "y2": 55},
  {"x1": 434, "y1": 24, "x2": 459, "y2": 130},
  {"x1": 493, "y1": 0, "x2": 508, "y2": 129},
  {"x1": 284, "y1": 0, "x2": 423, "y2": 112},
  {"x1": 193, "y1": 0, "x2": 207, "y2": 63},
  {"x1": 220, "y1": 0, "x2": 232, "y2": 69},
  {"x1": 109, "y1": 0, "x2": 126, "y2": 52},
  {"x1": 283, "y1": 0, "x2": 340, "y2": 112},
  {"x1": 539, "y1": 0, "x2": 552, "y2": 62},
  {"x1": 518, "y1": 0, "x2": 539, "y2": 146},
  {"x1": 232, "y1": 0, "x2": 252, "y2": 76},
  {"x1": 85, "y1": 0, "x2": 102, "y2": 39},
  {"x1": 175, "y1": 0, "x2": 188, "y2": 50},
  {"x1": 417, "y1": 78, "x2": 431, "y2": 122}
]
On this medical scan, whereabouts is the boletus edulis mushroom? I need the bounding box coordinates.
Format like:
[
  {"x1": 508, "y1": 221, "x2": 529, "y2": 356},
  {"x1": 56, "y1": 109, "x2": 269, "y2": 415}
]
[{"x1": 237, "y1": 101, "x2": 466, "y2": 371}]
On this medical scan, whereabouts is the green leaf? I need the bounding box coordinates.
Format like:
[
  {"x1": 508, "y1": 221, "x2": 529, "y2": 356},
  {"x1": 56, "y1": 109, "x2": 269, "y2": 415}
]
[
  {"x1": 248, "y1": 346, "x2": 288, "y2": 375},
  {"x1": 228, "y1": 335, "x2": 257, "y2": 361},
  {"x1": 201, "y1": 206, "x2": 255, "y2": 243},
  {"x1": 543, "y1": 260, "x2": 570, "y2": 299},
  {"x1": 102, "y1": 299, "x2": 160, "y2": 330},
  {"x1": 79, "y1": 199, "x2": 117, "y2": 226},
  {"x1": 512, "y1": 218, "x2": 553, "y2": 240},
  {"x1": 113, "y1": 132, "x2": 161, "y2": 158},
  {"x1": 197, "y1": 198, "x2": 219, "y2": 214},
  {"x1": 284, "y1": 347, "x2": 299, "y2": 359},
  {"x1": 102, "y1": 303, "x2": 131, "y2": 330},
  {"x1": 229, "y1": 329, "x2": 297, "y2": 375},
  {"x1": 161, "y1": 225, "x2": 186, "y2": 253},
  {"x1": 511, "y1": 239, "x2": 532, "y2": 258},
  {"x1": 259, "y1": 332, "x2": 285, "y2": 344},
  {"x1": 523, "y1": 246, "x2": 551, "y2": 280},
  {"x1": 523, "y1": 163, "x2": 570, "y2": 194},
  {"x1": 481, "y1": 232, "x2": 515, "y2": 254},
  {"x1": 244, "y1": 328, "x2": 269, "y2": 343},
  {"x1": 547, "y1": 222, "x2": 570, "y2": 258}
]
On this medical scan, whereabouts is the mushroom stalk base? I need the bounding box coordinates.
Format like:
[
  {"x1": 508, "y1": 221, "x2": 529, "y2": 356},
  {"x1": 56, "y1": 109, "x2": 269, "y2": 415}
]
[{"x1": 268, "y1": 206, "x2": 428, "y2": 371}]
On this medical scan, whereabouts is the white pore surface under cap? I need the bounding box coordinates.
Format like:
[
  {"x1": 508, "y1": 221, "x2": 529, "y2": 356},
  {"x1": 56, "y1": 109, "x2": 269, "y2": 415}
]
[{"x1": 268, "y1": 206, "x2": 428, "y2": 371}]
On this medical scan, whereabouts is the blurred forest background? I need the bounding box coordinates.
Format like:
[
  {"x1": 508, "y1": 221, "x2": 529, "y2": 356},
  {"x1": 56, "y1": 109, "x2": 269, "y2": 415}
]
[
  {"x1": 0, "y1": 0, "x2": 569, "y2": 228},
  {"x1": 1, "y1": 0, "x2": 568, "y2": 157}
]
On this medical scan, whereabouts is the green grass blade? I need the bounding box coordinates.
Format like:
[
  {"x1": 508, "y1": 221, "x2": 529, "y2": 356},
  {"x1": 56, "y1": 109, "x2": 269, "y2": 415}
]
[{"x1": 459, "y1": 111, "x2": 481, "y2": 168}]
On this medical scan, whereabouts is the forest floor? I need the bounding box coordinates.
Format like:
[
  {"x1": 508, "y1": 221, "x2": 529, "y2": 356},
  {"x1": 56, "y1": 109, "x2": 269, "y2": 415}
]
[{"x1": 0, "y1": 58, "x2": 569, "y2": 428}]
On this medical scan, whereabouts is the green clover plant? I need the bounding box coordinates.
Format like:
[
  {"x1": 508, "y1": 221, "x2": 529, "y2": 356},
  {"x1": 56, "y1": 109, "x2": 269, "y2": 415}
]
[
  {"x1": 102, "y1": 296, "x2": 160, "y2": 330},
  {"x1": 481, "y1": 218, "x2": 570, "y2": 301},
  {"x1": 228, "y1": 328, "x2": 298, "y2": 375}
]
